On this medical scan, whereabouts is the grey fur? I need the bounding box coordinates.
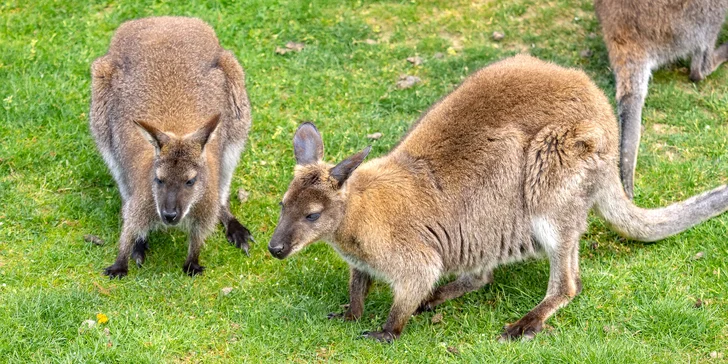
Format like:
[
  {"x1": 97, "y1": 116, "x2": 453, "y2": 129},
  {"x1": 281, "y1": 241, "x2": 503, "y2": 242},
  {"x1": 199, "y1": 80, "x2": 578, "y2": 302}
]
[
  {"x1": 595, "y1": 0, "x2": 728, "y2": 198},
  {"x1": 90, "y1": 17, "x2": 253, "y2": 277}
]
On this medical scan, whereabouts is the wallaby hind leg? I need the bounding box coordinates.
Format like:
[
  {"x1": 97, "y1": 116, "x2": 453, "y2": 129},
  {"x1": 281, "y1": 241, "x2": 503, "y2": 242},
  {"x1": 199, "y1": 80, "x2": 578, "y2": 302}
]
[
  {"x1": 615, "y1": 62, "x2": 651, "y2": 199},
  {"x1": 362, "y1": 272, "x2": 438, "y2": 342},
  {"x1": 501, "y1": 217, "x2": 584, "y2": 341},
  {"x1": 328, "y1": 268, "x2": 373, "y2": 321},
  {"x1": 416, "y1": 269, "x2": 493, "y2": 313},
  {"x1": 690, "y1": 44, "x2": 728, "y2": 82},
  {"x1": 183, "y1": 231, "x2": 206, "y2": 276},
  {"x1": 220, "y1": 205, "x2": 253, "y2": 255}
]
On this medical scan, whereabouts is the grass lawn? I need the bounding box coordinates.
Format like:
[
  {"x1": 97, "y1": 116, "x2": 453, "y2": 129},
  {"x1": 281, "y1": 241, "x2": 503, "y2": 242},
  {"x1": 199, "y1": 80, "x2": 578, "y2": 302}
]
[{"x1": 1, "y1": 0, "x2": 728, "y2": 362}]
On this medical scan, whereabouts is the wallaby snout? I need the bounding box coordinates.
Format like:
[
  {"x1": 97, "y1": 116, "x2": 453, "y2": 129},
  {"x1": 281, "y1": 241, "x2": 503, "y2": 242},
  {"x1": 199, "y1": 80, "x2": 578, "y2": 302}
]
[{"x1": 268, "y1": 217, "x2": 292, "y2": 259}]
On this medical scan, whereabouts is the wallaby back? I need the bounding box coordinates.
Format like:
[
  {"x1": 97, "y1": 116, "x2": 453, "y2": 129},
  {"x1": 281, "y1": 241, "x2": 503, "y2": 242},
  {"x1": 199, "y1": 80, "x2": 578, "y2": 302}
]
[
  {"x1": 90, "y1": 17, "x2": 253, "y2": 278},
  {"x1": 269, "y1": 54, "x2": 728, "y2": 342}
]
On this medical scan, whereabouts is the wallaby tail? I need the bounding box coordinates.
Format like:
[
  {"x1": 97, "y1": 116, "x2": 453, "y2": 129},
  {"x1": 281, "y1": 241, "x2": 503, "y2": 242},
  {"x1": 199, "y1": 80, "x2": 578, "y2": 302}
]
[{"x1": 594, "y1": 169, "x2": 728, "y2": 242}]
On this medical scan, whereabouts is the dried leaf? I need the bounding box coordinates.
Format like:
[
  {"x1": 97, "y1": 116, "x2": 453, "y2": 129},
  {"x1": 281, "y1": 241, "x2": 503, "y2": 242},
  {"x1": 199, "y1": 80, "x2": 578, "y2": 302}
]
[
  {"x1": 693, "y1": 251, "x2": 705, "y2": 260},
  {"x1": 396, "y1": 75, "x2": 421, "y2": 89},
  {"x1": 447, "y1": 346, "x2": 460, "y2": 355},
  {"x1": 492, "y1": 31, "x2": 505, "y2": 41},
  {"x1": 431, "y1": 313, "x2": 443, "y2": 324},
  {"x1": 367, "y1": 132, "x2": 383, "y2": 140},
  {"x1": 276, "y1": 41, "x2": 306, "y2": 55},
  {"x1": 406, "y1": 56, "x2": 423, "y2": 66},
  {"x1": 237, "y1": 188, "x2": 249, "y2": 203},
  {"x1": 285, "y1": 41, "x2": 305, "y2": 52},
  {"x1": 84, "y1": 234, "x2": 105, "y2": 246},
  {"x1": 221, "y1": 287, "x2": 234, "y2": 296},
  {"x1": 93, "y1": 281, "x2": 110, "y2": 296}
]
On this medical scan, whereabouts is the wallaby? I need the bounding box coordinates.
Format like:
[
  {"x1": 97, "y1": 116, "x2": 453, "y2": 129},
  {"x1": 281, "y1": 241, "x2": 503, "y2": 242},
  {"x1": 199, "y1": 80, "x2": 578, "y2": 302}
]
[
  {"x1": 594, "y1": 0, "x2": 728, "y2": 199},
  {"x1": 268, "y1": 55, "x2": 728, "y2": 342},
  {"x1": 90, "y1": 16, "x2": 253, "y2": 278}
]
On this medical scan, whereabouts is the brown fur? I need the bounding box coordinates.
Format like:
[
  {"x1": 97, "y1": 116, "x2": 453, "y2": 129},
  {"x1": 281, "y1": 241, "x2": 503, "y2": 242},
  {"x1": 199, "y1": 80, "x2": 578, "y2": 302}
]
[
  {"x1": 90, "y1": 17, "x2": 253, "y2": 278},
  {"x1": 595, "y1": 0, "x2": 728, "y2": 198},
  {"x1": 268, "y1": 55, "x2": 728, "y2": 342}
]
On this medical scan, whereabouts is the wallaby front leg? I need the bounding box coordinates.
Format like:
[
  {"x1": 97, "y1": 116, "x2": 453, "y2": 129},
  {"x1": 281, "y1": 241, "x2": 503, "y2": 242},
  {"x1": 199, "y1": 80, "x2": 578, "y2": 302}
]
[
  {"x1": 220, "y1": 204, "x2": 254, "y2": 255},
  {"x1": 183, "y1": 231, "x2": 206, "y2": 276},
  {"x1": 363, "y1": 276, "x2": 436, "y2": 342},
  {"x1": 328, "y1": 267, "x2": 372, "y2": 320},
  {"x1": 104, "y1": 225, "x2": 141, "y2": 278}
]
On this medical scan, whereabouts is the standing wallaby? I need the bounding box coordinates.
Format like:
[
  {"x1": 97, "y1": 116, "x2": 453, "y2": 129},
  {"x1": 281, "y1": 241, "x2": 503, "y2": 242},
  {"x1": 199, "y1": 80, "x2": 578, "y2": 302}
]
[
  {"x1": 268, "y1": 55, "x2": 728, "y2": 342},
  {"x1": 90, "y1": 17, "x2": 253, "y2": 278},
  {"x1": 594, "y1": 0, "x2": 728, "y2": 199}
]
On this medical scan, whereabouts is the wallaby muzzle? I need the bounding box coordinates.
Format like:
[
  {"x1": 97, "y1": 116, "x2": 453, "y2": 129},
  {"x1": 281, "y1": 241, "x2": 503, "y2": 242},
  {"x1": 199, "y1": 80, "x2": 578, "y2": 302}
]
[
  {"x1": 268, "y1": 225, "x2": 292, "y2": 259},
  {"x1": 159, "y1": 189, "x2": 183, "y2": 225}
]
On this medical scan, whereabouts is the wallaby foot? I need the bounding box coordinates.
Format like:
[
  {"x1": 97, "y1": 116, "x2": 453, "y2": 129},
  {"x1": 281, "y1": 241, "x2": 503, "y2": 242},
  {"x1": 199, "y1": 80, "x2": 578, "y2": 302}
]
[
  {"x1": 103, "y1": 262, "x2": 128, "y2": 279},
  {"x1": 220, "y1": 205, "x2": 254, "y2": 255},
  {"x1": 360, "y1": 330, "x2": 397, "y2": 343},
  {"x1": 225, "y1": 218, "x2": 253, "y2": 255},
  {"x1": 183, "y1": 260, "x2": 205, "y2": 276},
  {"x1": 130, "y1": 237, "x2": 149, "y2": 267},
  {"x1": 499, "y1": 314, "x2": 544, "y2": 341}
]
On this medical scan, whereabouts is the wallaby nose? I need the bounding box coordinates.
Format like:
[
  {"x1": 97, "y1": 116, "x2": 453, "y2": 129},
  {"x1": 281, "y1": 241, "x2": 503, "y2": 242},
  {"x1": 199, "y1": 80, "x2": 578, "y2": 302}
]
[
  {"x1": 268, "y1": 243, "x2": 285, "y2": 258},
  {"x1": 162, "y1": 210, "x2": 177, "y2": 223}
]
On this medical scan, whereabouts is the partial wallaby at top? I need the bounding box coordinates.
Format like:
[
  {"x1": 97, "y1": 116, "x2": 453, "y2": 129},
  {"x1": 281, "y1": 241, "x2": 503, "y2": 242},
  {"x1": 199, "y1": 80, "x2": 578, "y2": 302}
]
[
  {"x1": 268, "y1": 55, "x2": 728, "y2": 342},
  {"x1": 595, "y1": 0, "x2": 728, "y2": 199},
  {"x1": 90, "y1": 16, "x2": 253, "y2": 278}
]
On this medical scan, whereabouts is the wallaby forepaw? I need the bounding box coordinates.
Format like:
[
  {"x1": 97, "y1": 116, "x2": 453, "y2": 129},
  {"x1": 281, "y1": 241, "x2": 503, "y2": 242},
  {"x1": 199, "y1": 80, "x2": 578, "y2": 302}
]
[
  {"x1": 414, "y1": 301, "x2": 436, "y2": 315},
  {"x1": 499, "y1": 319, "x2": 543, "y2": 342},
  {"x1": 225, "y1": 219, "x2": 253, "y2": 256},
  {"x1": 131, "y1": 238, "x2": 149, "y2": 268},
  {"x1": 360, "y1": 330, "x2": 397, "y2": 343},
  {"x1": 103, "y1": 263, "x2": 128, "y2": 279},
  {"x1": 183, "y1": 262, "x2": 205, "y2": 276}
]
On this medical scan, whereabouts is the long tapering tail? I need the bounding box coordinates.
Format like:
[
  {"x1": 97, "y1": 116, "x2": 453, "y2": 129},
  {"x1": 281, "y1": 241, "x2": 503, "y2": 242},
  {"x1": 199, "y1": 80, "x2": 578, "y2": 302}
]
[{"x1": 594, "y1": 169, "x2": 728, "y2": 242}]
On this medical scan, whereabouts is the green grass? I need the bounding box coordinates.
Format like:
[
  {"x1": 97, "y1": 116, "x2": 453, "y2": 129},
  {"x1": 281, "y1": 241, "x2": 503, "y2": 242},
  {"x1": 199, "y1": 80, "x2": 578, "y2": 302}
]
[{"x1": 1, "y1": 0, "x2": 727, "y2": 362}]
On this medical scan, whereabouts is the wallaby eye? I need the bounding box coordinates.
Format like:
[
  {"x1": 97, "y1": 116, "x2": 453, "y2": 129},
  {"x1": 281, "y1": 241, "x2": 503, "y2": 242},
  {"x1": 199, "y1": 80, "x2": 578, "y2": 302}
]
[
  {"x1": 154, "y1": 177, "x2": 163, "y2": 185},
  {"x1": 305, "y1": 213, "x2": 321, "y2": 222},
  {"x1": 186, "y1": 177, "x2": 197, "y2": 187}
]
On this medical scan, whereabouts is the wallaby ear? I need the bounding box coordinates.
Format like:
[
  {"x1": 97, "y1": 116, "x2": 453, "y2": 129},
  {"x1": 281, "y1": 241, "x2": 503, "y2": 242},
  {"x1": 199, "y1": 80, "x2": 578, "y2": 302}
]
[
  {"x1": 135, "y1": 120, "x2": 171, "y2": 154},
  {"x1": 330, "y1": 146, "x2": 371, "y2": 187},
  {"x1": 293, "y1": 122, "x2": 324, "y2": 165},
  {"x1": 187, "y1": 113, "x2": 221, "y2": 150}
]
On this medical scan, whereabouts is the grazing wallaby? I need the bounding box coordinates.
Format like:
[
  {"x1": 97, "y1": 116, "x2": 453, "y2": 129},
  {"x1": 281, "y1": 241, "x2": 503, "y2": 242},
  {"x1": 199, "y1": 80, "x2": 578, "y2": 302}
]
[
  {"x1": 594, "y1": 0, "x2": 728, "y2": 199},
  {"x1": 90, "y1": 16, "x2": 253, "y2": 278},
  {"x1": 268, "y1": 55, "x2": 728, "y2": 342}
]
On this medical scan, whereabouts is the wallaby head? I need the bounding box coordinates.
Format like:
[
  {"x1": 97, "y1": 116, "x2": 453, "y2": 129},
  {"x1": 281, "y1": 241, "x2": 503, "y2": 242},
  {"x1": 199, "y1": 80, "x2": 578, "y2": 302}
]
[
  {"x1": 268, "y1": 122, "x2": 370, "y2": 259},
  {"x1": 135, "y1": 114, "x2": 221, "y2": 225}
]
